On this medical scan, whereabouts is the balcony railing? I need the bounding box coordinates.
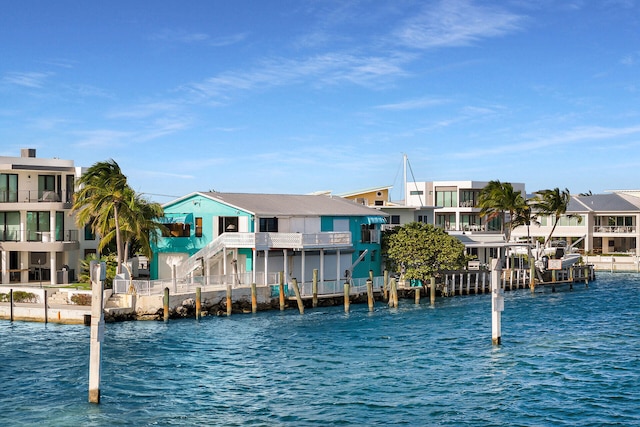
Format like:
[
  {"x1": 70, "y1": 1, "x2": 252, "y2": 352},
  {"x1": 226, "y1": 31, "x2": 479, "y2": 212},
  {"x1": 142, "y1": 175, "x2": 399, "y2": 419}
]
[
  {"x1": 0, "y1": 229, "x2": 79, "y2": 242},
  {"x1": 593, "y1": 226, "x2": 636, "y2": 233},
  {"x1": 0, "y1": 190, "x2": 74, "y2": 203}
]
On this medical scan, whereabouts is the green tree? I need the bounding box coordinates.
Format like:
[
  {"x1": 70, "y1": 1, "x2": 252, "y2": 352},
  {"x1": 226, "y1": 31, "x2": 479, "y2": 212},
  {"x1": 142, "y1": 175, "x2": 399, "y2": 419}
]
[
  {"x1": 104, "y1": 187, "x2": 165, "y2": 265},
  {"x1": 530, "y1": 187, "x2": 581, "y2": 246},
  {"x1": 73, "y1": 159, "x2": 129, "y2": 273},
  {"x1": 386, "y1": 222, "x2": 469, "y2": 283},
  {"x1": 477, "y1": 180, "x2": 526, "y2": 241}
]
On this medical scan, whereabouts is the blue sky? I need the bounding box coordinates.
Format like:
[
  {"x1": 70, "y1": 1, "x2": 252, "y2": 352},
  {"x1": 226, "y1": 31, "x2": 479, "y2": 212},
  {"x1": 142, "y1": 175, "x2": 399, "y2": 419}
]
[{"x1": 1, "y1": 0, "x2": 639, "y2": 202}]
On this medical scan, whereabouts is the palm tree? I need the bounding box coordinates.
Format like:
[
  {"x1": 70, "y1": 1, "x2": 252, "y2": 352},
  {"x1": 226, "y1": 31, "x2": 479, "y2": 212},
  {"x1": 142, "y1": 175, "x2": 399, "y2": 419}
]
[
  {"x1": 118, "y1": 189, "x2": 165, "y2": 264},
  {"x1": 510, "y1": 202, "x2": 539, "y2": 243},
  {"x1": 477, "y1": 180, "x2": 525, "y2": 242},
  {"x1": 530, "y1": 187, "x2": 581, "y2": 247},
  {"x1": 72, "y1": 159, "x2": 129, "y2": 274}
]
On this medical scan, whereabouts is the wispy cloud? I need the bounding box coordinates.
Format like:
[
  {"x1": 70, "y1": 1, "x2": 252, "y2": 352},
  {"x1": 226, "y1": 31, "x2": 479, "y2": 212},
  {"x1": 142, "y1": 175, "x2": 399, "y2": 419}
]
[
  {"x1": 454, "y1": 124, "x2": 640, "y2": 159},
  {"x1": 2, "y1": 71, "x2": 51, "y2": 88},
  {"x1": 184, "y1": 52, "x2": 411, "y2": 101},
  {"x1": 72, "y1": 129, "x2": 134, "y2": 148},
  {"x1": 375, "y1": 97, "x2": 450, "y2": 111},
  {"x1": 149, "y1": 29, "x2": 249, "y2": 46},
  {"x1": 394, "y1": 0, "x2": 525, "y2": 49}
]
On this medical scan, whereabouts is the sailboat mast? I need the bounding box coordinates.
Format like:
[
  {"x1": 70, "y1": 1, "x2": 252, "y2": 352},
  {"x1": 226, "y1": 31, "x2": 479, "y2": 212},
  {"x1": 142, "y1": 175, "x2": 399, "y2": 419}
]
[{"x1": 403, "y1": 153, "x2": 407, "y2": 206}]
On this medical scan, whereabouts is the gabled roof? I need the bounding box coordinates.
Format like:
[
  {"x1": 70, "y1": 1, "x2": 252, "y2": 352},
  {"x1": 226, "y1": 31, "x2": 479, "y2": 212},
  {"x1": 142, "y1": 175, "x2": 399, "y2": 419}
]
[
  {"x1": 337, "y1": 185, "x2": 393, "y2": 198},
  {"x1": 572, "y1": 194, "x2": 640, "y2": 212},
  {"x1": 199, "y1": 192, "x2": 388, "y2": 217}
]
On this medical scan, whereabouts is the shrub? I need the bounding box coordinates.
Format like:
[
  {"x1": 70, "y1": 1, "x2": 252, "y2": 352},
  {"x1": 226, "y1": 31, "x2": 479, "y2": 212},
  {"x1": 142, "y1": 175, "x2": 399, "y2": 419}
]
[
  {"x1": 70, "y1": 293, "x2": 92, "y2": 306},
  {"x1": 12, "y1": 291, "x2": 39, "y2": 303}
]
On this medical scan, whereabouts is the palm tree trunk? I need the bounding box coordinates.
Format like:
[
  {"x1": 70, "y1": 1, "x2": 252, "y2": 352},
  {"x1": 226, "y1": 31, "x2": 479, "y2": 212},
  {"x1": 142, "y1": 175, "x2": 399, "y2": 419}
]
[{"x1": 114, "y1": 204, "x2": 123, "y2": 274}]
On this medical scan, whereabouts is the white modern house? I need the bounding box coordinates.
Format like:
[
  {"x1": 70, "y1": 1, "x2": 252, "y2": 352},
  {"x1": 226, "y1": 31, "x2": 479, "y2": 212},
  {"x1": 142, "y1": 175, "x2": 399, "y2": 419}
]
[
  {"x1": 0, "y1": 148, "x2": 98, "y2": 285},
  {"x1": 511, "y1": 190, "x2": 640, "y2": 255}
]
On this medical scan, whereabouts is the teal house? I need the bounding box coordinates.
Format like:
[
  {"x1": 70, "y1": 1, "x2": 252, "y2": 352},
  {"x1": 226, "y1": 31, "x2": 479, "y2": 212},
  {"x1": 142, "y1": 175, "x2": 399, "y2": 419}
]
[{"x1": 150, "y1": 192, "x2": 387, "y2": 291}]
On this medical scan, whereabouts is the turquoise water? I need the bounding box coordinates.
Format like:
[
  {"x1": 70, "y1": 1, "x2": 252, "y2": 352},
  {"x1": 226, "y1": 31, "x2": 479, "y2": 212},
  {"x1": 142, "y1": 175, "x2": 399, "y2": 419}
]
[{"x1": 1, "y1": 273, "x2": 639, "y2": 426}]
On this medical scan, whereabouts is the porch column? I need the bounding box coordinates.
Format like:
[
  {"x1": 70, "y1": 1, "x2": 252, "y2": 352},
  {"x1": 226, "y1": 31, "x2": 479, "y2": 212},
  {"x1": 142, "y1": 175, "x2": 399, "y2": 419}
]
[
  {"x1": 252, "y1": 248, "x2": 257, "y2": 285},
  {"x1": 320, "y1": 249, "x2": 325, "y2": 288},
  {"x1": 301, "y1": 250, "x2": 306, "y2": 291},
  {"x1": 50, "y1": 251, "x2": 57, "y2": 286},
  {"x1": 264, "y1": 249, "x2": 269, "y2": 286},
  {"x1": 1, "y1": 250, "x2": 7, "y2": 284},
  {"x1": 283, "y1": 249, "x2": 288, "y2": 284}
]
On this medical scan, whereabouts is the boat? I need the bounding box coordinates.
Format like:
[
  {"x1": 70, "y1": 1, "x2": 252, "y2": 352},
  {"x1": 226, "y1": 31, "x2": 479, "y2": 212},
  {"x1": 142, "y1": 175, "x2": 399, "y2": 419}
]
[{"x1": 535, "y1": 240, "x2": 582, "y2": 271}]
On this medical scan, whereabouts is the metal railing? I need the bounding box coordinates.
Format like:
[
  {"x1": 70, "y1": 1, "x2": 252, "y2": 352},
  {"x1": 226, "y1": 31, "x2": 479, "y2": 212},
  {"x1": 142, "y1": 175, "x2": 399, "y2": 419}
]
[
  {"x1": 0, "y1": 190, "x2": 74, "y2": 204},
  {"x1": 0, "y1": 229, "x2": 79, "y2": 242},
  {"x1": 593, "y1": 226, "x2": 636, "y2": 233}
]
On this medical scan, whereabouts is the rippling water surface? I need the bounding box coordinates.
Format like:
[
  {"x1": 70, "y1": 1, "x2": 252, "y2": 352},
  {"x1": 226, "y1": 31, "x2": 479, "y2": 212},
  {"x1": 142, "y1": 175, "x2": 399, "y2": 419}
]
[{"x1": 1, "y1": 273, "x2": 639, "y2": 426}]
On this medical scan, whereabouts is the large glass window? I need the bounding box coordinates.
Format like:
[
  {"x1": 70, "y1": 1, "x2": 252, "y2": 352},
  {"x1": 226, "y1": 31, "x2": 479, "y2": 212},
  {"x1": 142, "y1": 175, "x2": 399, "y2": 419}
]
[
  {"x1": 27, "y1": 211, "x2": 50, "y2": 241},
  {"x1": 461, "y1": 214, "x2": 482, "y2": 231},
  {"x1": 219, "y1": 217, "x2": 239, "y2": 235},
  {"x1": 436, "y1": 190, "x2": 457, "y2": 208},
  {"x1": 459, "y1": 190, "x2": 479, "y2": 207},
  {"x1": 0, "y1": 211, "x2": 20, "y2": 241},
  {"x1": 259, "y1": 217, "x2": 278, "y2": 232},
  {"x1": 0, "y1": 174, "x2": 18, "y2": 203},
  {"x1": 56, "y1": 211, "x2": 64, "y2": 241},
  {"x1": 436, "y1": 213, "x2": 456, "y2": 230}
]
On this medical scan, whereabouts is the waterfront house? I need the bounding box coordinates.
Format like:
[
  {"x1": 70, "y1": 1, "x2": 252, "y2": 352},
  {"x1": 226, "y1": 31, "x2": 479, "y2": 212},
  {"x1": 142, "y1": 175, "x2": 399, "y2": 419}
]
[
  {"x1": 0, "y1": 148, "x2": 98, "y2": 285},
  {"x1": 511, "y1": 190, "x2": 640, "y2": 255},
  {"x1": 150, "y1": 192, "x2": 388, "y2": 290}
]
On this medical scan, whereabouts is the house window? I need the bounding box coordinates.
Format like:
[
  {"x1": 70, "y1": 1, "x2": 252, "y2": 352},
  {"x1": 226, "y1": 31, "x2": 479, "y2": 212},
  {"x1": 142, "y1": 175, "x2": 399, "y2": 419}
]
[
  {"x1": 260, "y1": 217, "x2": 278, "y2": 232},
  {"x1": 56, "y1": 211, "x2": 64, "y2": 241},
  {"x1": 219, "y1": 217, "x2": 239, "y2": 234},
  {"x1": 0, "y1": 174, "x2": 18, "y2": 203},
  {"x1": 409, "y1": 190, "x2": 423, "y2": 196},
  {"x1": 163, "y1": 222, "x2": 190, "y2": 237},
  {"x1": 195, "y1": 217, "x2": 203, "y2": 237},
  {"x1": 436, "y1": 190, "x2": 457, "y2": 208},
  {"x1": 390, "y1": 215, "x2": 400, "y2": 225},
  {"x1": 436, "y1": 213, "x2": 456, "y2": 230},
  {"x1": 361, "y1": 224, "x2": 377, "y2": 243},
  {"x1": 374, "y1": 200, "x2": 384, "y2": 206},
  {"x1": 39, "y1": 175, "x2": 57, "y2": 201},
  {"x1": 84, "y1": 225, "x2": 96, "y2": 241},
  {"x1": 0, "y1": 211, "x2": 20, "y2": 241},
  {"x1": 27, "y1": 211, "x2": 50, "y2": 241}
]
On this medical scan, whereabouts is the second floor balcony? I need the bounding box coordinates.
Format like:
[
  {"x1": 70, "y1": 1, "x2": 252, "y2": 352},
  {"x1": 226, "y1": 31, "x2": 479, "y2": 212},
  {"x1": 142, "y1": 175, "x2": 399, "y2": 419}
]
[
  {"x1": 593, "y1": 225, "x2": 636, "y2": 234},
  {"x1": 0, "y1": 189, "x2": 74, "y2": 204}
]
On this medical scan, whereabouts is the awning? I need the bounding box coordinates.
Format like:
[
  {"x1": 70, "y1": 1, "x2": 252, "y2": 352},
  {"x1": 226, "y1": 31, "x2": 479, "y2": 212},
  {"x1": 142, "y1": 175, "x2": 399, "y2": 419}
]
[
  {"x1": 364, "y1": 216, "x2": 387, "y2": 225},
  {"x1": 158, "y1": 213, "x2": 194, "y2": 224}
]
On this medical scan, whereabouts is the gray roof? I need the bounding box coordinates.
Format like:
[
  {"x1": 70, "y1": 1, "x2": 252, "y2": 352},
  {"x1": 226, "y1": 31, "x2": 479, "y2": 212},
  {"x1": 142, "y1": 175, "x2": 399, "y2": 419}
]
[
  {"x1": 572, "y1": 194, "x2": 640, "y2": 212},
  {"x1": 200, "y1": 192, "x2": 388, "y2": 217}
]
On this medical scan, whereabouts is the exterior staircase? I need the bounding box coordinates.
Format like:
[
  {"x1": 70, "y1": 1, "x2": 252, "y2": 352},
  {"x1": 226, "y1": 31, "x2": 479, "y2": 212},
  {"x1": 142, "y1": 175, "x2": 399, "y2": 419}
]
[{"x1": 47, "y1": 291, "x2": 69, "y2": 305}]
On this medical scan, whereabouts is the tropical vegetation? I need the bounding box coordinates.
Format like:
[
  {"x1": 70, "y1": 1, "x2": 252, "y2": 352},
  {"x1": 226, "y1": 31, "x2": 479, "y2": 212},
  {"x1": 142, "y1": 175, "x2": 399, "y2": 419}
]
[
  {"x1": 385, "y1": 222, "x2": 471, "y2": 283},
  {"x1": 477, "y1": 180, "x2": 527, "y2": 242},
  {"x1": 72, "y1": 159, "x2": 165, "y2": 277},
  {"x1": 529, "y1": 187, "x2": 580, "y2": 246}
]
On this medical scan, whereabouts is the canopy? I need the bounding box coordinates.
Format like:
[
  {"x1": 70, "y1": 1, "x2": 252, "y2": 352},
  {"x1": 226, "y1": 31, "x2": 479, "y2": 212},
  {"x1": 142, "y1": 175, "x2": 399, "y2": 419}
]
[
  {"x1": 364, "y1": 216, "x2": 387, "y2": 225},
  {"x1": 158, "y1": 213, "x2": 194, "y2": 224}
]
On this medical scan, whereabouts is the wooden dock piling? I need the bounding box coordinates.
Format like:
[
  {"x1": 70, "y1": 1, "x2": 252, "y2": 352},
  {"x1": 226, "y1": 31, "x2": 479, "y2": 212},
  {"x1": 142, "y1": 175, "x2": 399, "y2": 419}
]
[
  {"x1": 366, "y1": 279, "x2": 374, "y2": 312},
  {"x1": 226, "y1": 284, "x2": 232, "y2": 316},
  {"x1": 292, "y1": 278, "x2": 304, "y2": 314},
  {"x1": 279, "y1": 272, "x2": 285, "y2": 311},
  {"x1": 195, "y1": 287, "x2": 201, "y2": 320},
  {"x1": 251, "y1": 283, "x2": 257, "y2": 313},
  {"x1": 312, "y1": 269, "x2": 318, "y2": 308},
  {"x1": 163, "y1": 287, "x2": 169, "y2": 322},
  {"x1": 344, "y1": 281, "x2": 350, "y2": 313}
]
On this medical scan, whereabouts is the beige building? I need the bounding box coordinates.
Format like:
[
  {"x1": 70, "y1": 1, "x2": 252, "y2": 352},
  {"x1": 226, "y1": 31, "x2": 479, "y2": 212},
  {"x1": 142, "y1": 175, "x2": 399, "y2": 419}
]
[{"x1": 0, "y1": 148, "x2": 98, "y2": 285}]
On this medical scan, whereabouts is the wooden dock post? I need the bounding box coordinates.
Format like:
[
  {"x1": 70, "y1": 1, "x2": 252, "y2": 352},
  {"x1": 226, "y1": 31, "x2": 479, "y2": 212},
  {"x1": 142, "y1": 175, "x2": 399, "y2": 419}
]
[
  {"x1": 89, "y1": 261, "x2": 105, "y2": 404},
  {"x1": 430, "y1": 277, "x2": 436, "y2": 305},
  {"x1": 383, "y1": 270, "x2": 389, "y2": 301},
  {"x1": 226, "y1": 284, "x2": 232, "y2": 316},
  {"x1": 344, "y1": 281, "x2": 350, "y2": 313},
  {"x1": 291, "y1": 278, "x2": 304, "y2": 314},
  {"x1": 389, "y1": 278, "x2": 398, "y2": 308},
  {"x1": 366, "y1": 279, "x2": 374, "y2": 312},
  {"x1": 414, "y1": 286, "x2": 420, "y2": 305},
  {"x1": 251, "y1": 283, "x2": 257, "y2": 313},
  {"x1": 9, "y1": 289, "x2": 13, "y2": 322},
  {"x1": 195, "y1": 287, "x2": 201, "y2": 320},
  {"x1": 44, "y1": 290, "x2": 48, "y2": 324},
  {"x1": 279, "y1": 271, "x2": 285, "y2": 311},
  {"x1": 312, "y1": 269, "x2": 318, "y2": 308},
  {"x1": 491, "y1": 259, "x2": 504, "y2": 346},
  {"x1": 163, "y1": 287, "x2": 170, "y2": 322}
]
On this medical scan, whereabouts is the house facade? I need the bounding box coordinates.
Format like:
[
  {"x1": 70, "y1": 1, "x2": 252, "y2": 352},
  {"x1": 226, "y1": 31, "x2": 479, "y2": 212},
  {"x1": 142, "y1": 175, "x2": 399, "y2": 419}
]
[
  {"x1": 406, "y1": 180, "x2": 527, "y2": 232},
  {"x1": 511, "y1": 191, "x2": 640, "y2": 255},
  {"x1": 150, "y1": 192, "x2": 388, "y2": 289},
  {"x1": 0, "y1": 148, "x2": 98, "y2": 285}
]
